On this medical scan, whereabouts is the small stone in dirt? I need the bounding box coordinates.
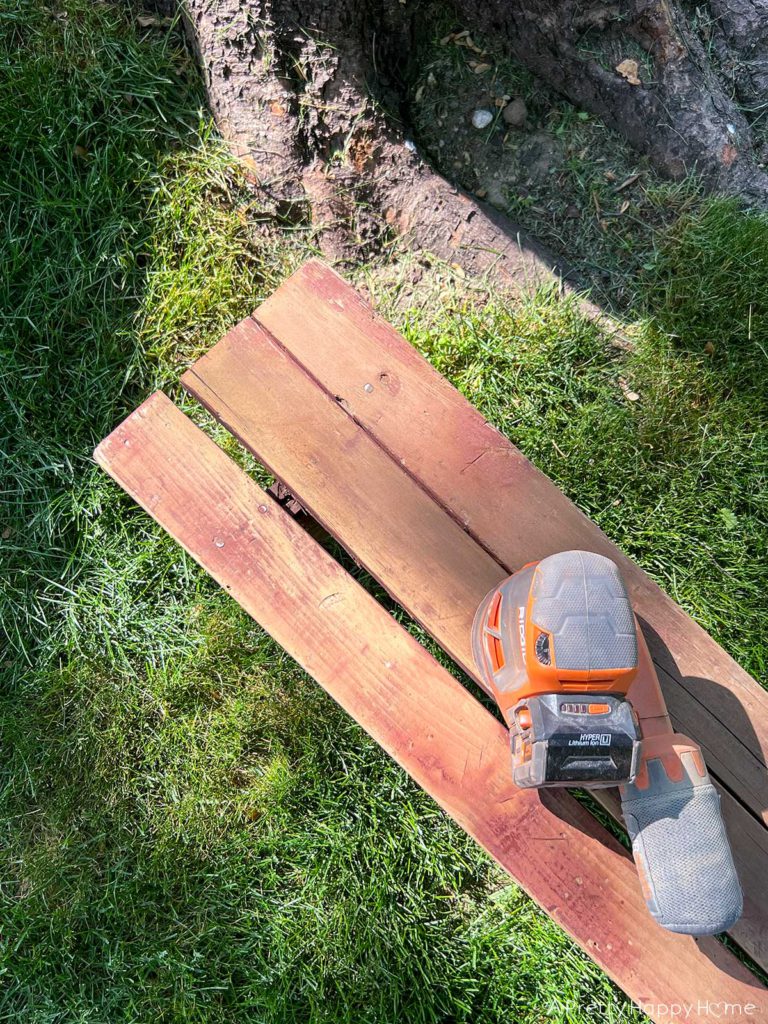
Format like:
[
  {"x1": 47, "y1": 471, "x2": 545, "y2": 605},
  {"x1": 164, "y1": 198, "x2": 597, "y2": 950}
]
[
  {"x1": 471, "y1": 109, "x2": 494, "y2": 130},
  {"x1": 502, "y1": 97, "x2": 527, "y2": 127}
]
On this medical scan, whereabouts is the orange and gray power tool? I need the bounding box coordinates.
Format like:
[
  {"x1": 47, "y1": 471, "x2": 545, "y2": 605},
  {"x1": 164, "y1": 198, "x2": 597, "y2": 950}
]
[
  {"x1": 472, "y1": 550, "x2": 641, "y2": 789},
  {"x1": 472, "y1": 550, "x2": 743, "y2": 935}
]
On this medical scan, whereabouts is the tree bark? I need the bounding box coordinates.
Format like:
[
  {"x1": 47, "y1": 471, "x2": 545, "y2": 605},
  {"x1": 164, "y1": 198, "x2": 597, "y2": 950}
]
[
  {"x1": 707, "y1": 0, "x2": 768, "y2": 111},
  {"x1": 173, "y1": 0, "x2": 768, "y2": 294},
  {"x1": 181, "y1": 0, "x2": 582, "y2": 297},
  {"x1": 454, "y1": 0, "x2": 768, "y2": 202}
]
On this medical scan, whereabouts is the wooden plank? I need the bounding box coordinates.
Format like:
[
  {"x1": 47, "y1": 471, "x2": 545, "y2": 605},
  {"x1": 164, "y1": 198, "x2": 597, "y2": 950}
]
[
  {"x1": 181, "y1": 314, "x2": 768, "y2": 967},
  {"x1": 182, "y1": 317, "x2": 504, "y2": 682},
  {"x1": 94, "y1": 392, "x2": 765, "y2": 1023},
  {"x1": 254, "y1": 259, "x2": 768, "y2": 825}
]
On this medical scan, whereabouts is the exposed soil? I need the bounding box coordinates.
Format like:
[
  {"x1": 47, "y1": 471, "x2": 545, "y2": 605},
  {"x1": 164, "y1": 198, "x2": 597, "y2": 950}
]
[
  {"x1": 170, "y1": 0, "x2": 768, "y2": 318},
  {"x1": 407, "y1": 24, "x2": 705, "y2": 309}
]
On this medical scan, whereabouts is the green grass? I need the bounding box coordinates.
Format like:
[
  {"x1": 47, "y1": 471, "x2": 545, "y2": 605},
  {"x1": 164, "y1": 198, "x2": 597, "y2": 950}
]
[
  {"x1": 402, "y1": 287, "x2": 768, "y2": 678},
  {"x1": 1, "y1": 2, "x2": 767, "y2": 1022}
]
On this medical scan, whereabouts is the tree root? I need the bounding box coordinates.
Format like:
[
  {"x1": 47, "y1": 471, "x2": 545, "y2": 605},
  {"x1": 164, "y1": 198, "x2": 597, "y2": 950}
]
[{"x1": 172, "y1": 0, "x2": 768, "y2": 299}]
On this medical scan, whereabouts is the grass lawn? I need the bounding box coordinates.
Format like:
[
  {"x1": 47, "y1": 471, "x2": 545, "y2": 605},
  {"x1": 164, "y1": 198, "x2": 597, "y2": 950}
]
[{"x1": 1, "y1": 2, "x2": 767, "y2": 1022}]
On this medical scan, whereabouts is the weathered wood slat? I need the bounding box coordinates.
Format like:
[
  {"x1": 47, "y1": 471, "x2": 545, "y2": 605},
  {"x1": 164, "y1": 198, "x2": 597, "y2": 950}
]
[
  {"x1": 182, "y1": 318, "x2": 504, "y2": 682},
  {"x1": 254, "y1": 259, "x2": 768, "y2": 826},
  {"x1": 94, "y1": 393, "x2": 765, "y2": 1023},
  {"x1": 181, "y1": 315, "x2": 768, "y2": 967}
]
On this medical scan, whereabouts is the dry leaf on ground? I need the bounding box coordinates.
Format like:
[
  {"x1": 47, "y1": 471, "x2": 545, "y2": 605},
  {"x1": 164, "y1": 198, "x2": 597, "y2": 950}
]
[{"x1": 616, "y1": 59, "x2": 641, "y2": 85}]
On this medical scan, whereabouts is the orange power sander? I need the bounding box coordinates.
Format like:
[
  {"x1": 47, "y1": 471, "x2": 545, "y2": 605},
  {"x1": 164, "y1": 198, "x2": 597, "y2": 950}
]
[
  {"x1": 472, "y1": 550, "x2": 641, "y2": 789},
  {"x1": 471, "y1": 550, "x2": 742, "y2": 935}
]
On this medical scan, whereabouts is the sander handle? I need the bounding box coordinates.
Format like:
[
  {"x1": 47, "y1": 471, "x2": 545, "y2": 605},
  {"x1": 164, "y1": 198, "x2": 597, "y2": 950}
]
[{"x1": 619, "y1": 733, "x2": 742, "y2": 935}]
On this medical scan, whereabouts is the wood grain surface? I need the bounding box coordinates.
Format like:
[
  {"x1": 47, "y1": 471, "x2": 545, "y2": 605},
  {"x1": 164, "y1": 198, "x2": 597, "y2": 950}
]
[
  {"x1": 254, "y1": 259, "x2": 768, "y2": 828},
  {"x1": 94, "y1": 392, "x2": 765, "y2": 1023},
  {"x1": 181, "y1": 308, "x2": 768, "y2": 969},
  {"x1": 182, "y1": 317, "x2": 505, "y2": 682}
]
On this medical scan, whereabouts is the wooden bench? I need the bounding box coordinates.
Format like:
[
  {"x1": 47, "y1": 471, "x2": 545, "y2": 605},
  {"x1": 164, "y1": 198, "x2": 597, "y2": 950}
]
[{"x1": 96, "y1": 260, "x2": 768, "y2": 1022}]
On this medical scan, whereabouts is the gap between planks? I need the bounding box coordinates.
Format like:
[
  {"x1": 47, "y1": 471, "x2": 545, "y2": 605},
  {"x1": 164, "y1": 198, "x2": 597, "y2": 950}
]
[
  {"x1": 253, "y1": 260, "x2": 768, "y2": 822},
  {"x1": 94, "y1": 391, "x2": 765, "y2": 1023}
]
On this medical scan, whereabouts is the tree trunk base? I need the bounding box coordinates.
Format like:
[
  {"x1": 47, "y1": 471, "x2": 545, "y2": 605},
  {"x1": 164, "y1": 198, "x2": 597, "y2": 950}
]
[{"x1": 170, "y1": 0, "x2": 768, "y2": 298}]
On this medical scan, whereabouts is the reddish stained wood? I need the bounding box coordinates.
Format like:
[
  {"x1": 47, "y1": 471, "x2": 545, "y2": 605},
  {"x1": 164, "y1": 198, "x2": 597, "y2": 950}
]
[
  {"x1": 181, "y1": 311, "x2": 768, "y2": 968},
  {"x1": 182, "y1": 317, "x2": 504, "y2": 682},
  {"x1": 254, "y1": 259, "x2": 768, "y2": 826},
  {"x1": 94, "y1": 392, "x2": 765, "y2": 1022}
]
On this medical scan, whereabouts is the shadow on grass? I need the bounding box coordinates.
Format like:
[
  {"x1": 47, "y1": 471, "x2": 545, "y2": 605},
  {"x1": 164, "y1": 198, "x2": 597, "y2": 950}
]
[
  {"x1": 1, "y1": 6, "x2": 640, "y2": 1024},
  {"x1": 5, "y1": 3, "x2": 766, "y2": 1021}
]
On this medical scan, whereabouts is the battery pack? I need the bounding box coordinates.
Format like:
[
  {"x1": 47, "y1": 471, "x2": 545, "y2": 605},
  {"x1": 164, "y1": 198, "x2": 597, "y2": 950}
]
[{"x1": 510, "y1": 693, "x2": 640, "y2": 788}]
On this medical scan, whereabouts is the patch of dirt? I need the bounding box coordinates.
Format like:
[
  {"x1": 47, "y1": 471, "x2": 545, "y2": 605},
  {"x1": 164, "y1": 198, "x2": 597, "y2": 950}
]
[
  {"x1": 354, "y1": 250, "x2": 486, "y2": 324},
  {"x1": 407, "y1": 23, "x2": 704, "y2": 311}
]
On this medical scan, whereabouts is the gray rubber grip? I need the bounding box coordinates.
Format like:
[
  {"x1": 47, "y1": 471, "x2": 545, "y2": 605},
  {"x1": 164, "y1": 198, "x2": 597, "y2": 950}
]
[{"x1": 620, "y1": 745, "x2": 742, "y2": 935}]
